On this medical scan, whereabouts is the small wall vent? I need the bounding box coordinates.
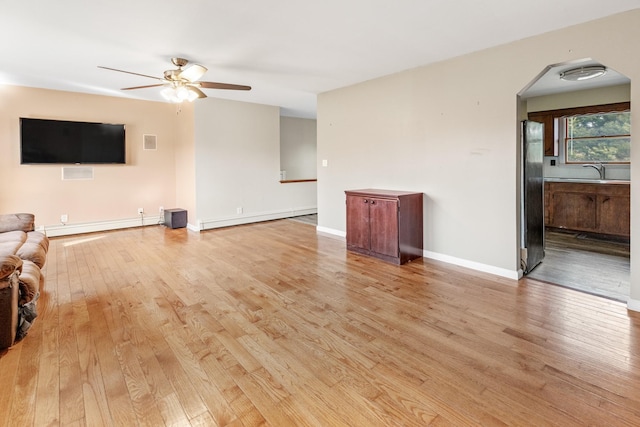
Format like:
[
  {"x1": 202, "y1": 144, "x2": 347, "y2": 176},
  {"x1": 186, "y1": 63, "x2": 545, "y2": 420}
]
[
  {"x1": 143, "y1": 134, "x2": 157, "y2": 150},
  {"x1": 62, "y1": 166, "x2": 94, "y2": 181}
]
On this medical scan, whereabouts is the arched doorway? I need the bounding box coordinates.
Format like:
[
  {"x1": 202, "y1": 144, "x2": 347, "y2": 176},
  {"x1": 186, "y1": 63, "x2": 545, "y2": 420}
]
[{"x1": 518, "y1": 58, "x2": 631, "y2": 302}]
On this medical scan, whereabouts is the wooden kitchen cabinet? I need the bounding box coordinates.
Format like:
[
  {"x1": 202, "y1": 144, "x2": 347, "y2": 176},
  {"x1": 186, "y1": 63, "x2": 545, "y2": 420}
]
[
  {"x1": 527, "y1": 112, "x2": 555, "y2": 156},
  {"x1": 598, "y1": 192, "x2": 631, "y2": 236},
  {"x1": 549, "y1": 190, "x2": 597, "y2": 231},
  {"x1": 345, "y1": 189, "x2": 423, "y2": 265},
  {"x1": 545, "y1": 181, "x2": 630, "y2": 238}
]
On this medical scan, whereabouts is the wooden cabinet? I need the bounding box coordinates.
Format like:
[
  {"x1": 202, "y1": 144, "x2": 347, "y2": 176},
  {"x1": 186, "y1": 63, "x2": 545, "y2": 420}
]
[
  {"x1": 345, "y1": 189, "x2": 423, "y2": 265},
  {"x1": 545, "y1": 181, "x2": 630, "y2": 238},
  {"x1": 549, "y1": 191, "x2": 597, "y2": 231},
  {"x1": 598, "y1": 192, "x2": 631, "y2": 236},
  {"x1": 527, "y1": 112, "x2": 555, "y2": 156}
]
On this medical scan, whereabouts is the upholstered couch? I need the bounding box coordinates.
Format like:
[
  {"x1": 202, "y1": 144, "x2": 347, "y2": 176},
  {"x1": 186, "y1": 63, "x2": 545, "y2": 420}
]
[{"x1": 0, "y1": 213, "x2": 49, "y2": 349}]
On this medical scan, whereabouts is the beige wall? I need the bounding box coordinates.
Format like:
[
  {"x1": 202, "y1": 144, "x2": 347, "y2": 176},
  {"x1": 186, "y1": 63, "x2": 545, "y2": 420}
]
[
  {"x1": 0, "y1": 85, "x2": 180, "y2": 229},
  {"x1": 280, "y1": 116, "x2": 317, "y2": 180},
  {"x1": 194, "y1": 98, "x2": 317, "y2": 229},
  {"x1": 0, "y1": 86, "x2": 315, "y2": 235},
  {"x1": 317, "y1": 9, "x2": 640, "y2": 303}
]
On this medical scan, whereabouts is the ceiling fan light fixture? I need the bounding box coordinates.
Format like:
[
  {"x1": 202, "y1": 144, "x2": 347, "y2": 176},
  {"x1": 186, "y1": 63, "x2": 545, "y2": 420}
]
[
  {"x1": 161, "y1": 86, "x2": 181, "y2": 103},
  {"x1": 185, "y1": 88, "x2": 199, "y2": 102},
  {"x1": 175, "y1": 86, "x2": 190, "y2": 101},
  {"x1": 161, "y1": 84, "x2": 199, "y2": 103},
  {"x1": 100, "y1": 58, "x2": 251, "y2": 101},
  {"x1": 185, "y1": 87, "x2": 201, "y2": 102},
  {"x1": 560, "y1": 66, "x2": 607, "y2": 82}
]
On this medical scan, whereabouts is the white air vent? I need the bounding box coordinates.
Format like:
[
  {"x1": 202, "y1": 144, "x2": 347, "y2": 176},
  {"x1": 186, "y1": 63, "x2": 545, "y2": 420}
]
[
  {"x1": 62, "y1": 166, "x2": 94, "y2": 181},
  {"x1": 143, "y1": 134, "x2": 157, "y2": 150}
]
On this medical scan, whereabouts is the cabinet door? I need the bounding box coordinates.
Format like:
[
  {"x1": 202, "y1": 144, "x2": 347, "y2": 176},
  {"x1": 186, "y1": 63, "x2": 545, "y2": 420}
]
[
  {"x1": 528, "y1": 113, "x2": 556, "y2": 156},
  {"x1": 543, "y1": 183, "x2": 551, "y2": 226},
  {"x1": 598, "y1": 195, "x2": 630, "y2": 236},
  {"x1": 550, "y1": 191, "x2": 597, "y2": 231},
  {"x1": 346, "y1": 195, "x2": 370, "y2": 250},
  {"x1": 369, "y1": 198, "x2": 399, "y2": 258}
]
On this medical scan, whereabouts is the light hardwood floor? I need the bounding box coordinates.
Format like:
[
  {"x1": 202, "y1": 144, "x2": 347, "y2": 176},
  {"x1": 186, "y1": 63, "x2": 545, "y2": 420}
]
[{"x1": 2, "y1": 220, "x2": 640, "y2": 426}]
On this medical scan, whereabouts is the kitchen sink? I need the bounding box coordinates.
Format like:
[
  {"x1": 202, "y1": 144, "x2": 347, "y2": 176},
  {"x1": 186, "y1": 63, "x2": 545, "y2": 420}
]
[{"x1": 544, "y1": 177, "x2": 630, "y2": 184}]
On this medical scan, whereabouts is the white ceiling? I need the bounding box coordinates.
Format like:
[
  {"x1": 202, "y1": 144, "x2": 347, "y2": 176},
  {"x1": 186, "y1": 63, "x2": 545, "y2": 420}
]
[{"x1": 1, "y1": 1, "x2": 638, "y2": 118}]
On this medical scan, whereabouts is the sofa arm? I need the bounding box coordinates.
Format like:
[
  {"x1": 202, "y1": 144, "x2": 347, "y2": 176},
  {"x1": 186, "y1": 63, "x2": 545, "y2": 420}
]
[
  {"x1": 16, "y1": 232, "x2": 49, "y2": 269},
  {"x1": 0, "y1": 254, "x2": 23, "y2": 282},
  {"x1": 0, "y1": 255, "x2": 21, "y2": 349},
  {"x1": 18, "y1": 260, "x2": 40, "y2": 306}
]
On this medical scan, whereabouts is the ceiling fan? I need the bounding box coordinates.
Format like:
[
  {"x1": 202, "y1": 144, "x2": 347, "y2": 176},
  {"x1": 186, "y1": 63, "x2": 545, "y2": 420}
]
[{"x1": 98, "y1": 57, "x2": 251, "y2": 102}]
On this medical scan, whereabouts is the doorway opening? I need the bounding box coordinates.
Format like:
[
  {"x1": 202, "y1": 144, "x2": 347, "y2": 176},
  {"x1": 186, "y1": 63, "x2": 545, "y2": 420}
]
[{"x1": 518, "y1": 58, "x2": 631, "y2": 303}]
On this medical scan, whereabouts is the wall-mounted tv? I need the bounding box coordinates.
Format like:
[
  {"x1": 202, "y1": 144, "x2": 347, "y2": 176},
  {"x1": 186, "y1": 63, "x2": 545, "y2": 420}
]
[{"x1": 20, "y1": 118, "x2": 126, "y2": 164}]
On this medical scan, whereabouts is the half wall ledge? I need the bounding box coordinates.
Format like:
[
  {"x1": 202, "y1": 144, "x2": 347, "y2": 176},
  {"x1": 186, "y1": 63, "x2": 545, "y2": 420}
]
[
  {"x1": 627, "y1": 298, "x2": 640, "y2": 313},
  {"x1": 280, "y1": 179, "x2": 317, "y2": 184}
]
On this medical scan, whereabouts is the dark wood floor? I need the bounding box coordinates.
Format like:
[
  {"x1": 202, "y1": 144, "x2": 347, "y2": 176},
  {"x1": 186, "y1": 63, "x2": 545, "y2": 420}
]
[
  {"x1": 2, "y1": 220, "x2": 640, "y2": 426},
  {"x1": 526, "y1": 230, "x2": 630, "y2": 302}
]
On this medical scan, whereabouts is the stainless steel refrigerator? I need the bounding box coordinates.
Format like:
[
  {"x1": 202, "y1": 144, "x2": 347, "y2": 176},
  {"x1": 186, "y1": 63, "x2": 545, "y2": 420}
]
[{"x1": 521, "y1": 120, "x2": 544, "y2": 274}]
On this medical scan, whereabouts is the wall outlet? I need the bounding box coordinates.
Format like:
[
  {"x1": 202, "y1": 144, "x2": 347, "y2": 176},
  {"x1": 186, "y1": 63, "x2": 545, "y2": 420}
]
[
  {"x1": 60, "y1": 214, "x2": 68, "y2": 223},
  {"x1": 237, "y1": 207, "x2": 243, "y2": 214},
  {"x1": 322, "y1": 159, "x2": 328, "y2": 167},
  {"x1": 159, "y1": 206, "x2": 164, "y2": 213},
  {"x1": 137, "y1": 208, "x2": 144, "y2": 215}
]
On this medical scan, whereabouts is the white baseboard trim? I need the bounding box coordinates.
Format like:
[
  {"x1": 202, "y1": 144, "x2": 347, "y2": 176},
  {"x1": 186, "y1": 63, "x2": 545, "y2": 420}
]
[
  {"x1": 627, "y1": 298, "x2": 640, "y2": 312},
  {"x1": 37, "y1": 215, "x2": 163, "y2": 238},
  {"x1": 316, "y1": 226, "x2": 346, "y2": 238},
  {"x1": 312, "y1": 226, "x2": 518, "y2": 280},
  {"x1": 186, "y1": 222, "x2": 200, "y2": 232},
  {"x1": 424, "y1": 250, "x2": 520, "y2": 280},
  {"x1": 38, "y1": 208, "x2": 319, "y2": 237},
  {"x1": 197, "y1": 207, "x2": 317, "y2": 231}
]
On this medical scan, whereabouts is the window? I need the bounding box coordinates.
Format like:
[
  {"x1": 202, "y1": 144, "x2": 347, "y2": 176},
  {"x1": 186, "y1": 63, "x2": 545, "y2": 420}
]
[{"x1": 565, "y1": 110, "x2": 630, "y2": 164}]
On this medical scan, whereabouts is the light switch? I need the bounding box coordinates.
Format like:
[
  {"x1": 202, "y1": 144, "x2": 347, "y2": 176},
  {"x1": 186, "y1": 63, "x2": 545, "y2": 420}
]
[{"x1": 322, "y1": 159, "x2": 328, "y2": 167}]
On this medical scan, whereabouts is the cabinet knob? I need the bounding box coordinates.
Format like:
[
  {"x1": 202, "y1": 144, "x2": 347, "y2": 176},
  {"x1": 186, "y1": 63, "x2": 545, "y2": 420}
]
[
  {"x1": 370, "y1": 200, "x2": 375, "y2": 205},
  {"x1": 364, "y1": 199, "x2": 368, "y2": 203}
]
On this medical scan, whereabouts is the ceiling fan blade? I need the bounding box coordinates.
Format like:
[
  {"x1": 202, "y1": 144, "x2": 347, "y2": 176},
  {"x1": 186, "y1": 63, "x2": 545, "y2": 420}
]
[
  {"x1": 179, "y1": 64, "x2": 208, "y2": 82},
  {"x1": 187, "y1": 86, "x2": 207, "y2": 99},
  {"x1": 199, "y1": 81, "x2": 252, "y2": 91},
  {"x1": 121, "y1": 84, "x2": 165, "y2": 91},
  {"x1": 98, "y1": 66, "x2": 163, "y2": 81}
]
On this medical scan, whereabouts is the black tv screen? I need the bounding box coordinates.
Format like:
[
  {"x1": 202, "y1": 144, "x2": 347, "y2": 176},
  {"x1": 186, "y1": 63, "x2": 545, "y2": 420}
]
[{"x1": 20, "y1": 118, "x2": 126, "y2": 164}]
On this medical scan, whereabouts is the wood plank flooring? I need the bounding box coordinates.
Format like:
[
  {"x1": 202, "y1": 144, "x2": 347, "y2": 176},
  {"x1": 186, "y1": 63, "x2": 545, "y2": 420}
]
[
  {"x1": 526, "y1": 230, "x2": 630, "y2": 302},
  {"x1": 2, "y1": 220, "x2": 640, "y2": 426}
]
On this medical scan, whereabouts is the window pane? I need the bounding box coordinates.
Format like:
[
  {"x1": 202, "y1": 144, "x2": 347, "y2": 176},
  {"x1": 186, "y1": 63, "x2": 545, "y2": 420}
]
[
  {"x1": 566, "y1": 136, "x2": 630, "y2": 163},
  {"x1": 565, "y1": 111, "x2": 631, "y2": 164}
]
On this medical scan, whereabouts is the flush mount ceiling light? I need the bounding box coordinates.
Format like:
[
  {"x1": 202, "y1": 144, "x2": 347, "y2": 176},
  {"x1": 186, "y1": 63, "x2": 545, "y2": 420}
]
[{"x1": 560, "y1": 66, "x2": 607, "y2": 82}]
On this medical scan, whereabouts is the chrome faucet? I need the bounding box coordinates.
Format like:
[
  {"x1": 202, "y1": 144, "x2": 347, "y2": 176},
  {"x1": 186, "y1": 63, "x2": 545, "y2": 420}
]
[{"x1": 583, "y1": 163, "x2": 605, "y2": 180}]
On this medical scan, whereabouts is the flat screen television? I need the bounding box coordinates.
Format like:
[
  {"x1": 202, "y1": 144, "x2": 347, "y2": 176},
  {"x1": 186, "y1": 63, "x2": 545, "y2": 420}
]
[{"x1": 20, "y1": 118, "x2": 126, "y2": 164}]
